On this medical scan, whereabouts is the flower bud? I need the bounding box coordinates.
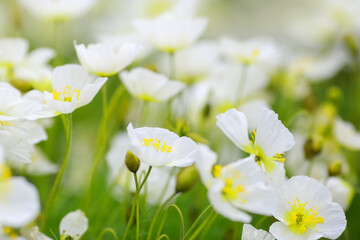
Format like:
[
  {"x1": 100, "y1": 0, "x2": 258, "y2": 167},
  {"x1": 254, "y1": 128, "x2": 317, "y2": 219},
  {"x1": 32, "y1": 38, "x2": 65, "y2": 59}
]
[
  {"x1": 175, "y1": 165, "x2": 199, "y2": 193},
  {"x1": 304, "y1": 139, "x2": 321, "y2": 160},
  {"x1": 328, "y1": 160, "x2": 342, "y2": 176},
  {"x1": 125, "y1": 151, "x2": 140, "y2": 173}
]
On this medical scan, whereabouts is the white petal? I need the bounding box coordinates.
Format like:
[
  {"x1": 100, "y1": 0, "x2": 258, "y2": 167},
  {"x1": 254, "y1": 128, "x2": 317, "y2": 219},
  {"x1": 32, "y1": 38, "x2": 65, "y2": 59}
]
[
  {"x1": 208, "y1": 181, "x2": 252, "y2": 223},
  {"x1": 0, "y1": 177, "x2": 40, "y2": 228},
  {"x1": 59, "y1": 210, "x2": 88, "y2": 240},
  {"x1": 255, "y1": 107, "x2": 295, "y2": 157},
  {"x1": 167, "y1": 136, "x2": 198, "y2": 167},
  {"x1": 270, "y1": 221, "x2": 323, "y2": 240},
  {"x1": 195, "y1": 144, "x2": 217, "y2": 188},
  {"x1": 334, "y1": 118, "x2": 360, "y2": 150},
  {"x1": 216, "y1": 108, "x2": 251, "y2": 150},
  {"x1": 242, "y1": 224, "x2": 275, "y2": 240},
  {"x1": 77, "y1": 77, "x2": 107, "y2": 108}
]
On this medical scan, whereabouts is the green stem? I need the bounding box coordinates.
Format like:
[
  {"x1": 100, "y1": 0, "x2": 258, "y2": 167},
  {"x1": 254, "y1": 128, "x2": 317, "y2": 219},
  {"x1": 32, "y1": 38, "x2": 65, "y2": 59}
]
[
  {"x1": 86, "y1": 84, "x2": 124, "y2": 208},
  {"x1": 255, "y1": 216, "x2": 267, "y2": 228},
  {"x1": 234, "y1": 63, "x2": 248, "y2": 103},
  {"x1": 147, "y1": 193, "x2": 177, "y2": 240},
  {"x1": 42, "y1": 113, "x2": 72, "y2": 230},
  {"x1": 184, "y1": 204, "x2": 212, "y2": 238},
  {"x1": 155, "y1": 204, "x2": 184, "y2": 240},
  {"x1": 140, "y1": 101, "x2": 149, "y2": 126},
  {"x1": 134, "y1": 173, "x2": 140, "y2": 240},
  {"x1": 97, "y1": 228, "x2": 119, "y2": 240},
  {"x1": 157, "y1": 234, "x2": 170, "y2": 240},
  {"x1": 199, "y1": 212, "x2": 218, "y2": 240},
  {"x1": 188, "y1": 210, "x2": 217, "y2": 240},
  {"x1": 169, "y1": 51, "x2": 176, "y2": 79},
  {"x1": 122, "y1": 166, "x2": 152, "y2": 240}
]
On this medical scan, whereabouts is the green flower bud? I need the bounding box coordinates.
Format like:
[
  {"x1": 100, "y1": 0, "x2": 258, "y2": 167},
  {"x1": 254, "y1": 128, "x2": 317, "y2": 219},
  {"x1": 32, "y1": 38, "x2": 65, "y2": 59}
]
[
  {"x1": 328, "y1": 160, "x2": 342, "y2": 176},
  {"x1": 125, "y1": 151, "x2": 140, "y2": 173},
  {"x1": 175, "y1": 165, "x2": 199, "y2": 193}
]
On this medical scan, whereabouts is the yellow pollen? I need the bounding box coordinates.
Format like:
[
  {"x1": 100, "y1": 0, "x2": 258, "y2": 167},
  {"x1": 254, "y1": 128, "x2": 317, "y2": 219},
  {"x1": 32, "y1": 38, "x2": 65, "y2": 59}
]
[
  {"x1": 252, "y1": 48, "x2": 260, "y2": 58},
  {"x1": 52, "y1": 86, "x2": 81, "y2": 103},
  {"x1": 0, "y1": 121, "x2": 13, "y2": 126},
  {"x1": 212, "y1": 164, "x2": 222, "y2": 178},
  {"x1": 285, "y1": 197, "x2": 324, "y2": 234},
  {"x1": 140, "y1": 138, "x2": 172, "y2": 153},
  {"x1": 0, "y1": 163, "x2": 12, "y2": 181},
  {"x1": 249, "y1": 129, "x2": 256, "y2": 144},
  {"x1": 222, "y1": 178, "x2": 245, "y2": 200},
  {"x1": 3, "y1": 226, "x2": 18, "y2": 239}
]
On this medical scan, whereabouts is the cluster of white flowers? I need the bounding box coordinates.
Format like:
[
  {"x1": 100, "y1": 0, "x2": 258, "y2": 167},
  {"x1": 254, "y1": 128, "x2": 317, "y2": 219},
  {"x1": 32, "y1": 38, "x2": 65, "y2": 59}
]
[{"x1": 0, "y1": 0, "x2": 358, "y2": 239}]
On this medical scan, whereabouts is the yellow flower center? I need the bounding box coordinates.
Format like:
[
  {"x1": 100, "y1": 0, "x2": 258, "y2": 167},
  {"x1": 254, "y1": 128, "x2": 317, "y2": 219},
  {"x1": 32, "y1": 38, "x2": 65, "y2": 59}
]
[
  {"x1": 211, "y1": 164, "x2": 222, "y2": 178},
  {"x1": 222, "y1": 178, "x2": 245, "y2": 200},
  {"x1": 3, "y1": 226, "x2": 18, "y2": 239},
  {"x1": 244, "y1": 129, "x2": 285, "y2": 172},
  {"x1": 285, "y1": 197, "x2": 324, "y2": 234},
  {"x1": 52, "y1": 86, "x2": 80, "y2": 103},
  {"x1": 140, "y1": 138, "x2": 172, "y2": 153},
  {"x1": 0, "y1": 163, "x2": 12, "y2": 181}
]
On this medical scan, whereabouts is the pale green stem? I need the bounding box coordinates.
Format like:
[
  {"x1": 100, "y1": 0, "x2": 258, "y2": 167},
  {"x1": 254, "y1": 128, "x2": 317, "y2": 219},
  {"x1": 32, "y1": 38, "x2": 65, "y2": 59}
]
[
  {"x1": 134, "y1": 173, "x2": 140, "y2": 240},
  {"x1": 184, "y1": 204, "x2": 212, "y2": 238},
  {"x1": 255, "y1": 216, "x2": 268, "y2": 228},
  {"x1": 234, "y1": 63, "x2": 249, "y2": 103},
  {"x1": 122, "y1": 166, "x2": 152, "y2": 240},
  {"x1": 187, "y1": 210, "x2": 217, "y2": 240},
  {"x1": 97, "y1": 228, "x2": 119, "y2": 240},
  {"x1": 147, "y1": 193, "x2": 177, "y2": 240},
  {"x1": 157, "y1": 234, "x2": 170, "y2": 240},
  {"x1": 155, "y1": 204, "x2": 184, "y2": 240},
  {"x1": 198, "y1": 212, "x2": 218, "y2": 240},
  {"x1": 42, "y1": 113, "x2": 72, "y2": 230},
  {"x1": 140, "y1": 101, "x2": 149, "y2": 126}
]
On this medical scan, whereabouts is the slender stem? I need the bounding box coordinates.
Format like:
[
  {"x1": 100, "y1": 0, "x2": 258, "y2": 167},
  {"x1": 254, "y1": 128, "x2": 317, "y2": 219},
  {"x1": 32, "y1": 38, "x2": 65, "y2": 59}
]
[
  {"x1": 188, "y1": 211, "x2": 217, "y2": 240},
  {"x1": 86, "y1": 84, "x2": 124, "y2": 208},
  {"x1": 134, "y1": 173, "x2": 140, "y2": 240},
  {"x1": 147, "y1": 193, "x2": 177, "y2": 240},
  {"x1": 42, "y1": 113, "x2": 72, "y2": 230},
  {"x1": 198, "y1": 212, "x2": 218, "y2": 240},
  {"x1": 97, "y1": 228, "x2": 119, "y2": 240},
  {"x1": 255, "y1": 216, "x2": 267, "y2": 228},
  {"x1": 157, "y1": 234, "x2": 170, "y2": 240},
  {"x1": 184, "y1": 204, "x2": 212, "y2": 238},
  {"x1": 140, "y1": 101, "x2": 149, "y2": 126},
  {"x1": 122, "y1": 166, "x2": 152, "y2": 240},
  {"x1": 234, "y1": 63, "x2": 248, "y2": 103},
  {"x1": 155, "y1": 204, "x2": 184, "y2": 240},
  {"x1": 169, "y1": 52, "x2": 176, "y2": 79}
]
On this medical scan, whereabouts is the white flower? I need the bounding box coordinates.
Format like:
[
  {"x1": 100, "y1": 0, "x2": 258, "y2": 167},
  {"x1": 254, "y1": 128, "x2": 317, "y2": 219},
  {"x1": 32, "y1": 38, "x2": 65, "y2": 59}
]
[
  {"x1": 0, "y1": 130, "x2": 33, "y2": 164},
  {"x1": 17, "y1": 0, "x2": 97, "y2": 22},
  {"x1": 270, "y1": 176, "x2": 346, "y2": 240},
  {"x1": 127, "y1": 123, "x2": 198, "y2": 167},
  {"x1": 221, "y1": 37, "x2": 281, "y2": 69},
  {"x1": 0, "y1": 38, "x2": 28, "y2": 65},
  {"x1": 195, "y1": 144, "x2": 217, "y2": 188},
  {"x1": 107, "y1": 133, "x2": 177, "y2": 204},
  {"x1": 74, "y1": 41, "x2": 142, "y2": 77},
  {"x1": 59, "y1": 210, "x2": 88, "y2": 240},
  {"x1": 0, "y1": 165, "x2": 40, "y2": 228},
  {"x1": 241, "y1": 224, "x2": 275, "y2": 240},
  {"x1": 44, "y1": 64, "x2": 107, "y2": 114},
  {"x1": 120, "y1": 67, "x2": 185, "y2": 102},
  {"x1": 29, "y1": 226, "x2": 52, "y2": 240},
  {"x1": 0, "y1": 83, "x2": 43, "y2": 121},
  {"x1": 134, "y1": 12, "x2": 208, "y2": 52},
  {"x1": 334, "y1": 117, "x2": 360, "y2": 150},
  {"x1": 326, "y1": 177, "x2": 354, "y2": 210},
  {"x1": 207, "y1": 156, "x2": 277, "y2": 222},
  {"x1": 216, "y1": 107, "x2": 295, "y2": 172},
  {"x1": 14, "y1": 47, "x2": 55, "y2": 91}
]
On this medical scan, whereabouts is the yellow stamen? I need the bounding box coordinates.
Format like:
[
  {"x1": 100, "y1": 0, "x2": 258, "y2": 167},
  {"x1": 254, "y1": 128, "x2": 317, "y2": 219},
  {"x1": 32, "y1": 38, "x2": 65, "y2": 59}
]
[
  {"x1": 222, "y1": 178, "x2": 245, "y2": 200},
  {"x1": 140, "y1": 138, "x2": 172, "y2": 153},
  {"x1": 52, "y1": 86, "x2": 81, "y2": 103},
  {"x1": 285, "y1": 197, "x2": 324, "y2": 234},
  {"x1": 212, "y1": 164, "x2": 222, "y2": 178},
  {"x1": 0, "y1": 163, "x2": 12, "y2": 181}
]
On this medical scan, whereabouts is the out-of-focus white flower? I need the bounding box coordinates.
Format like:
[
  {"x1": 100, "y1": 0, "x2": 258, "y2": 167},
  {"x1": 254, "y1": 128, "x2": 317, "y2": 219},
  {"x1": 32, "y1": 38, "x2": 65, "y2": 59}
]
[
  {"x1": 127, "y1": 123, "x2": 198, "y2": 167},
  {"x1": 59, "y1": 210, "x2": 88, "y2": 240},
  {"x1": 134, "y1": 12, "x2": 208, "y2": 52},
  {"x1": 216, "y1": 108, "x2": 295, "y2": 172},
  {"x1": 29, "y1": 226, "x2": 52, "y2": 240},
  {"x1": 120, "y1": 67, "x2": 185, "y2": 102},
  {"x1": 44, "y1": 64, "x2": 107, "y2": 114},
  {"x1": 0, "y1": 157, "x2": 40, "y2": 228},
  {"x1": 1, "y1": 120, "x2": 47, "y2": 145},
  {"x1": 174, "y1": 41, "x2": 220, "y2": 84},
  {"x1": 18, "y1": 0, "x2": 97, "y2": 22},
  {"x1": 9, "y1": 147, "x2": 57, "y2": 176},
  {"x1": 195, "y1": 144, "x2": 217, "y2": 188},
  {"x1": 289, "y1": 47, "x2": 348, "y2": 82},
  {"x1": 238, "y1": 100, "x2": 269, "y2": 130},
  {"x1": 0, "y1": 83, "x2": 42, "y2": 121},
  {"x1": 98, "y1": 33, "x2": 152, "y2": 61},
  {"x1": 14, "y1": 48, "x2": 55, "y2": 91},
  {"x1": 207, "y1": 156, "x2": 277, "y2": 222},
  {"x1": 334, "y1": 117, "x2": 360, "y2": 150},
  {"x1": 242, "y1": 224, "x2": 275, "y2": 240},
  {"x1": 270, "y1": 175, "x2": 346, "y2": 240},
  {"x1": 326, "y1": 177, "x2": 354, "y2": 210},
  {"x1": 0, "y1": 130, "x2": 33, "y2": 164},
  {"x1": 74, "y1": 41, "x2": 142, "y2": 77},
  {"x1": 221, "y1": 37, "x2": 282, "y2": 70},
  {"x1": 0, "y1": 38, "x2": 28, "y2": 65}
]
